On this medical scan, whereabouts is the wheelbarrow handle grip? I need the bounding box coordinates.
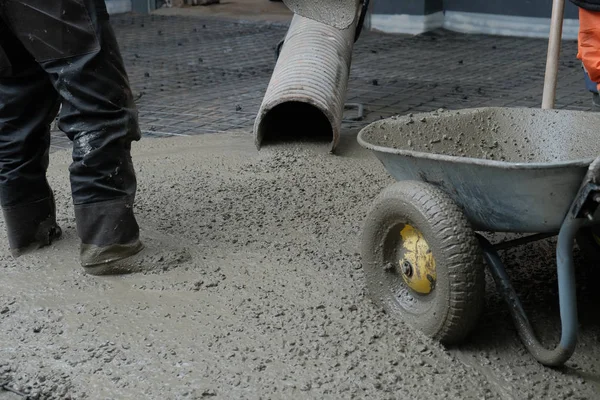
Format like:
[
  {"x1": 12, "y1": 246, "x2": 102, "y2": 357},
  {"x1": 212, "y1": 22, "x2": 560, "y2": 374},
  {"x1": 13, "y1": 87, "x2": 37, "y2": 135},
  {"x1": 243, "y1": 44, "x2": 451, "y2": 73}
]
[{"x1": 478, "y1": 217, "x2": 580, "y2": 367}]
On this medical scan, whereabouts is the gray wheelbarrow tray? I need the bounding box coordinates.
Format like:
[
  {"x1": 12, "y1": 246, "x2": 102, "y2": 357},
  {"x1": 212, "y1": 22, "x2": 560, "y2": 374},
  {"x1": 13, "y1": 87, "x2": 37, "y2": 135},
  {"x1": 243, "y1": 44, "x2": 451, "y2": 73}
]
[
  {"x1": 358, "y1": 107, "x2": 600, "y2": 233},
  {"x1": 358, "y1": 106, "x2": 600, "y2": 367}
]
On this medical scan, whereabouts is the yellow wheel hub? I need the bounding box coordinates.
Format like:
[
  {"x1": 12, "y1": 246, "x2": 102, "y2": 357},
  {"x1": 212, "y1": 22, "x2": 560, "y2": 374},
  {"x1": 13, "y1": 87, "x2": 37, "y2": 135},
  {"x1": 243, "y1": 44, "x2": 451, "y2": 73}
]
[{"x1": 398, "y1": 225, "x2": 436, "y2": 295}]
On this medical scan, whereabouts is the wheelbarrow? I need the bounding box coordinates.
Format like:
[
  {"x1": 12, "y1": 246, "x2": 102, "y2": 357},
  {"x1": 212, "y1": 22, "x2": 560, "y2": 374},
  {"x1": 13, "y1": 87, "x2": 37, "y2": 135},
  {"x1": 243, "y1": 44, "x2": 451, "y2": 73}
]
[{"x1": 357, "y1": 0, "x2": 600, "y2": 367}]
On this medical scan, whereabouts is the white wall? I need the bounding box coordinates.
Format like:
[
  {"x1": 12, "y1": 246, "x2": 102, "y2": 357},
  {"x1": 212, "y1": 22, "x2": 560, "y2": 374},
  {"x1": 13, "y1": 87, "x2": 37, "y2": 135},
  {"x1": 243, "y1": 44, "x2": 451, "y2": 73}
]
[{"x1": 106, "y1": 0, "x2": 133, "y2": 14}]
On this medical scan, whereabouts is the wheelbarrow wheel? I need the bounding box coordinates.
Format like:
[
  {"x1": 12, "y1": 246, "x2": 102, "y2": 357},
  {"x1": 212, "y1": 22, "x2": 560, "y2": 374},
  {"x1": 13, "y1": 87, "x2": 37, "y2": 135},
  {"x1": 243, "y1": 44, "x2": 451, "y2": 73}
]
[{"x1": 361, "y1": 181, "x2": 485, "y2": 344}]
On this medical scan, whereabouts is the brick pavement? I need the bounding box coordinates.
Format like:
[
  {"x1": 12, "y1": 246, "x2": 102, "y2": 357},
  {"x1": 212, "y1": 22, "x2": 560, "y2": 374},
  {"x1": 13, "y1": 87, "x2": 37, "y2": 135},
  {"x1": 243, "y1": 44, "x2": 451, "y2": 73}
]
[{"x1": 49, "y1": 14, "x2": 593, "y2": 151}]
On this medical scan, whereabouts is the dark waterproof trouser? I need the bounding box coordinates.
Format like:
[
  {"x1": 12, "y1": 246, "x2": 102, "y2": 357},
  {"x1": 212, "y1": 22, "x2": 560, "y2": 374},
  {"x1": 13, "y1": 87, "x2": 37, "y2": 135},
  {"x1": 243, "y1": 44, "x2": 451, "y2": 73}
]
[{"x1": 0, "y1": 0, "x2": 140, "y2": 257}]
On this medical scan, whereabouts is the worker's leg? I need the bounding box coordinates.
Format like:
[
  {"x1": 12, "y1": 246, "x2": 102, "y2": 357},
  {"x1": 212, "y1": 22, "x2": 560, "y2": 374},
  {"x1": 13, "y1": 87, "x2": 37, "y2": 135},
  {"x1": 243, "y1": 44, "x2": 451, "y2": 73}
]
[
  {"x1": 577, "y1": 8, "x2": 600, "y2": 109},
  {"x1": 584, "y1": 67, "x2": 600, "y2": 109},
  {"x1": 0, "y1": 18, "x2": 62, "y2": 256},
  {"x1": 1, "y1": 0, "x2": 143, "y2": 272}
]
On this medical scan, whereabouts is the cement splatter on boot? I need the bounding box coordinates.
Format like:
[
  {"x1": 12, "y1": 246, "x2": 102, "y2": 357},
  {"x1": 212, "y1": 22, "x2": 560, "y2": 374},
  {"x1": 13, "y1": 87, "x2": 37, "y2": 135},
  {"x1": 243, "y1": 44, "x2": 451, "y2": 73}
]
[{"x1": 82, "y1": 232, "x2": 192, "y2": 276}]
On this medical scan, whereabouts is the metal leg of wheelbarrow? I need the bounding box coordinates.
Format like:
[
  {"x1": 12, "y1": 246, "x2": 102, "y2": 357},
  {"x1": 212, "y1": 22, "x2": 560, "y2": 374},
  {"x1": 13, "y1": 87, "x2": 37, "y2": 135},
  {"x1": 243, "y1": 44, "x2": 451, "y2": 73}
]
[
  {"x1": 477, "y1": 156, "x2": 600, "y2": 366},
  {"x1": 477, "y1": 218, "x2": 582, "y2": 367}
]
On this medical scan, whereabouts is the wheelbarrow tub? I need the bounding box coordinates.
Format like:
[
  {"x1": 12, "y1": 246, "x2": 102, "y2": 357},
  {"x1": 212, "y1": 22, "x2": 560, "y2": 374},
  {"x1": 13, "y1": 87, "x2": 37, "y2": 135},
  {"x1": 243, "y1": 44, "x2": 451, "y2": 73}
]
[{"x1": 358, "y1": 107, "x2": 600, "y2": 233}]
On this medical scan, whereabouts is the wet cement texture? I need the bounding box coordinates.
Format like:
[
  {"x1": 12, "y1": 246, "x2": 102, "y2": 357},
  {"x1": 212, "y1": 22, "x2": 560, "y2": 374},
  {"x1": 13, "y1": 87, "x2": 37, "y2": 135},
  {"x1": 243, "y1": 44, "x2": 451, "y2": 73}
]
[
  {"x1": 361, "y1": 108, "x2": 600, "y2": 163},
  {"x1": 283, "y1": 0, "x2": 358, "y2": 29},
  {"x1": 2, "y1": 133, "x2": 600, "y2": 399}
]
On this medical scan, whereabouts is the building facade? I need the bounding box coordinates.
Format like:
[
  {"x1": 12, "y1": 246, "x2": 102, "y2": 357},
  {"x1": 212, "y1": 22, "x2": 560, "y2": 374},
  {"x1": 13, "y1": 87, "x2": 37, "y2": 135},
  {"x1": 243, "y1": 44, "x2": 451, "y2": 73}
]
[
  {"x1": 369, "y1": 0, "x2": 580, "y2": 39},
  {"x1": 106, "y1": 0, "x2": 581, "y2": 40},
  {"x1": 106, "y1": 0, "x2": 158, "y2": 14}
]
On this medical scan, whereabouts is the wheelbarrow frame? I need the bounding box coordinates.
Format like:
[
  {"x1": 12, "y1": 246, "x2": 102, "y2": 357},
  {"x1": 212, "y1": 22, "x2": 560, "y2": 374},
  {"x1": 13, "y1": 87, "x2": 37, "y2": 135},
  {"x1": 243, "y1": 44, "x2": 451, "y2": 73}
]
[{"x1": 478, "y1": 158, "x2": 600, "y2": 367}]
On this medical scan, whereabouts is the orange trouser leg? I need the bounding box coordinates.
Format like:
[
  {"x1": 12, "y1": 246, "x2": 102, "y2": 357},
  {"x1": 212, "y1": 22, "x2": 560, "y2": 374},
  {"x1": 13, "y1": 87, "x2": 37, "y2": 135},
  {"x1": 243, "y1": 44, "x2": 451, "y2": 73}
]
[{"x1": 578, "y1": 8, "x2": 600, "y2": 92}]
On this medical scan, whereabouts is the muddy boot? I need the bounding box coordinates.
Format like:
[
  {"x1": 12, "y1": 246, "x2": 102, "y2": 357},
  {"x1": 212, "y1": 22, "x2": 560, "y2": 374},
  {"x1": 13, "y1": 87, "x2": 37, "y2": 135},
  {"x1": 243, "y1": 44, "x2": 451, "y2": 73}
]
[
  {"x1": 75, "y1": 197, "x2": 141, "y2": 275},
  {"x1": 76, "y1": 198, "x2": 191, "y2": 276},
  {"x1": 2, "y1": 196, "x2": 62, "y2": 257},
  {"x1": 81, "y1": 234, "x2": 192, "y2": 276},
  {"x1": 80, "y1": 238, "x2": 146, "y2": 276}
]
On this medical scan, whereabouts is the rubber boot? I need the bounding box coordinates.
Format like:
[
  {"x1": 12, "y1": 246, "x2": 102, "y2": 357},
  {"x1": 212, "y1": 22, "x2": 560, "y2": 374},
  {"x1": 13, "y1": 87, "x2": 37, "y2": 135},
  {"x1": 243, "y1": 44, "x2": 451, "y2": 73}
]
[
  {"x1": 75, "y1": 198, "x2": 191, "y2": 276},
  {"x1": 2, "y1": 195, "x2": 62, "y2": 257},
  {"x1": 80, "y1": 239, "x2": 146, "y2": 276},
  {"x1": 75, "y1": 197, "x2": 143, "y2": 275},
  {"x1": 81, "y1": 234, "x2": 192, "y2": 276}
]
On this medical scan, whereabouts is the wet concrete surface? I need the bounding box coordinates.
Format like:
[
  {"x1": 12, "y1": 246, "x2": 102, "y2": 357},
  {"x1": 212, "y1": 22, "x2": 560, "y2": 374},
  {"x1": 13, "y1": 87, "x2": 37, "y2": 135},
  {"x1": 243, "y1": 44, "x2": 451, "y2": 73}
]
[
  {"x1": 282, "y1": 0, "x2": 357, "y2": 29},
  {"x1": 2, "y1": 132, "x2": 600, "y2": 399},
  {"x1": 0, "y1": 393, "x2": 22, "y2": 400}
]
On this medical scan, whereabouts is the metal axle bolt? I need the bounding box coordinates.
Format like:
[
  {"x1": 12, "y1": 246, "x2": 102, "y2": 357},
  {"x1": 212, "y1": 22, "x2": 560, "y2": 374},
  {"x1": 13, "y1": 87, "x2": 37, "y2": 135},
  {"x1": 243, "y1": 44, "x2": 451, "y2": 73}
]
[
  {"x1": 402, "y1": 261, "x2": 413, "y2": 277},
  {"x1": 585, "y1": 211, "x2": 594, "y2": 221}
]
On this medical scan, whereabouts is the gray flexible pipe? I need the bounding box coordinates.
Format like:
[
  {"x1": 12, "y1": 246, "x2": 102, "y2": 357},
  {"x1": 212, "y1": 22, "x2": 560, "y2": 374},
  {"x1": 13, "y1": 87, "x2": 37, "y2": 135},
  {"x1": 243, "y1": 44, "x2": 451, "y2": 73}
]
[{"x1": 254, "y1": 13, "x2": 357, "y2": 152}]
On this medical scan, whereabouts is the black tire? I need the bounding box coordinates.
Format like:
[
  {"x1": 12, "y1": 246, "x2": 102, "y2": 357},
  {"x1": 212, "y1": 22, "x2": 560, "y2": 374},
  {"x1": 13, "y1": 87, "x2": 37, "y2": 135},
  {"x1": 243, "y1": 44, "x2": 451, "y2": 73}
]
[{"x1": 361, "y1": 181, "x2": 485, "y2": 344}]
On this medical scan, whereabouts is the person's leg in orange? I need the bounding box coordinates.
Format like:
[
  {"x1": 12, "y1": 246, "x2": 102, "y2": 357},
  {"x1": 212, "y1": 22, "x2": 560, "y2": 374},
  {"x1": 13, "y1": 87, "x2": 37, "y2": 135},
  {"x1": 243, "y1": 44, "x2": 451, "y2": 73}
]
[{"x1": 577, "y1": 8, "x2": 600, "y2": 108}]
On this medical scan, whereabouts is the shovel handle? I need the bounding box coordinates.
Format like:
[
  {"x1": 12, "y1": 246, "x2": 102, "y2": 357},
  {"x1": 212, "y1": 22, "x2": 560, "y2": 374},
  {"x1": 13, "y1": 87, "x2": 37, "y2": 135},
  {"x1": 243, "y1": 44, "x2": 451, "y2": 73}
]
[{"x1": 542, "y1": 0, "x2": 566, "y2": 109}]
